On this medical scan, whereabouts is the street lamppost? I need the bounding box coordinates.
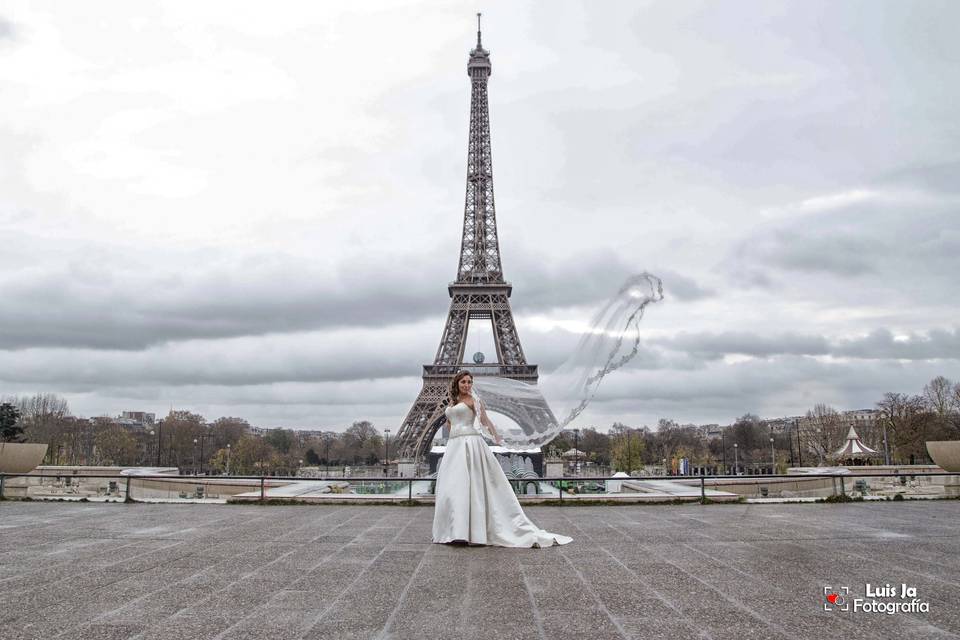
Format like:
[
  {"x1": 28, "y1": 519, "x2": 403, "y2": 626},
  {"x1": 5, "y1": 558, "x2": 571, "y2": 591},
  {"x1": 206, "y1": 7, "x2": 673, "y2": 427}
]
[
  {"x1": 384, "y1": 429, "x2": 390, "y2": 477},
  {"x1": 721, "y1": 430, "x2": 727, "y2": 475},
  {"x1": 573, "y1": 429, "x2": 580, "y2": 476},
  {"x1": 149, "y1": 430, "x2": 155, "y2": 466},
  {"x1": 155, "y1": 420, "x2": 163, "y2": 466},
  {"x1": 226, "y1": 443, "x2": 231, "y2": 476},
  {"x1": 733, "y1": 443, "x2": 739, "y2": 476},
  {"x1": 193, "y1": 434, "x2": 211, "y2": 475},
  {"x1": 795, "y1": 418, "x2": 803, "y2": 467},
  {"x1": 770, "y1": 436, "x2": 776, "y2": 475},
  {"x1": 880, "y1": 419, "x2": 891, "y2": 465}
]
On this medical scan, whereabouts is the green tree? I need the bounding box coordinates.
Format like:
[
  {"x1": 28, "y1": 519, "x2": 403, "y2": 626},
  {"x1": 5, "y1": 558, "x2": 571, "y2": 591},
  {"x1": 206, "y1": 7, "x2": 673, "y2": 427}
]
[
  {"x1": 209, "y1": 447, "x2": 230, "y2": 474},
  {"x1": 0, "y1": 402, "x2": 23, "y2": 442},
  {"x1": 159, "y1": 410, "x2": 206, "y2": 471},
  {"x1": 94, "y1": 422, "x2": 138, "y2": 465},
  {"x1": 264, "y1": 428, "x2": 295, "y2": 454},
  {"x1": 210, "y1": 417, "x2": 249, "y2": 449},
  {"x1": 611, "y1": 430, "x2": 645, "y2": 473},
  {"x1": 230, "y1": 436, "x2": 273, "y2": 475}
]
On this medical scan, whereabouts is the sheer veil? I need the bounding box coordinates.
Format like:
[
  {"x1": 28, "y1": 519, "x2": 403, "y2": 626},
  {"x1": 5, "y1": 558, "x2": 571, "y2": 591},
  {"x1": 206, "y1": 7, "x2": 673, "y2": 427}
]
[{"x1": 472, "y1": 273, "x2": 663, "y2": 450}]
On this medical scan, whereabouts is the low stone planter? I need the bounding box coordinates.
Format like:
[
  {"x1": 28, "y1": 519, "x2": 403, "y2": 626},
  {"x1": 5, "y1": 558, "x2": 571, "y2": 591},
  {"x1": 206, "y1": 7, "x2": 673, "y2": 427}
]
[
  {"x1": 926, "y1": 441, "x2": 960, "y2": 473},
  {"x1": 0, "y1": 443, "x2": 49, "y2": 474}
]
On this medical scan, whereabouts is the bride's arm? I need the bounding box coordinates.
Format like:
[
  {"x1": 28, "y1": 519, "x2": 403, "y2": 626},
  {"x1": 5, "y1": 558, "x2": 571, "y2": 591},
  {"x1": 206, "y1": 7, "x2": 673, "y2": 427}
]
[{"x1": 477, "y1": 400, "x2": 503, "y2": 444}]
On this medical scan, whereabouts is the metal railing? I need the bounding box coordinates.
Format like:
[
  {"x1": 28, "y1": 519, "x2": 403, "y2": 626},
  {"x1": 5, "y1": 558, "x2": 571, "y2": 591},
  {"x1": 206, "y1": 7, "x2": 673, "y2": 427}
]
[{"x1": 1, "y1": 471, "x2": 957, "y2": 504}]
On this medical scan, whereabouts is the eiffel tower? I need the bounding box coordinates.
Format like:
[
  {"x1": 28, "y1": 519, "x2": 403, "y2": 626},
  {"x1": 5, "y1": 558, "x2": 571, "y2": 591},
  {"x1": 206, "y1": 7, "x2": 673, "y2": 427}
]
[{"x1": 394, "y1": 16, "x2": 557, "y2": 462}]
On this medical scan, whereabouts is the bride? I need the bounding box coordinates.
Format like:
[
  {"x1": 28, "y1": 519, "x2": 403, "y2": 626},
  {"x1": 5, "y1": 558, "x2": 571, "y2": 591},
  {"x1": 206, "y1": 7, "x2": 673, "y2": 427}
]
[{"x1": 432, "y1": 370, "x2": 573, "y2": 548}]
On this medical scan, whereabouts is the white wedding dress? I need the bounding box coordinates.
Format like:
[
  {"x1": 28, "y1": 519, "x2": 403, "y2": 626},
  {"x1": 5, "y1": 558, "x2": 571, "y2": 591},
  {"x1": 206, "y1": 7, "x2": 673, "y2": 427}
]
[{"x1": 432, "y1": 400, "x2": 573, "y2": 548}]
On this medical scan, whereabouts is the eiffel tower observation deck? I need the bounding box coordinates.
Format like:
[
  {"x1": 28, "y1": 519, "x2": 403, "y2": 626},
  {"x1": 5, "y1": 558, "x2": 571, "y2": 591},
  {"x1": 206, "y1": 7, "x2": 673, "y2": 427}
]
[{"x1": 394, "y1": 17, "x2": 555, "y2": 461}]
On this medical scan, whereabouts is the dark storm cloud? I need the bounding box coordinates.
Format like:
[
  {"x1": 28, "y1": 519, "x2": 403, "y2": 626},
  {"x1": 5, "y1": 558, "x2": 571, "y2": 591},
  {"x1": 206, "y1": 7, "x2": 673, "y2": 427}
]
[
  {"x1": 656, "y1": 269, "x2": 714, "y2": 302},
  {"x1": 574, "y1": 354, "x2": 953, "y2": 427},
  {"x1": 0, "y1": 332, "x2": 430, "y2": 388},
  {"x1": 0, "y1": 255, "x2": 445, "y2": 351},
  {"x1": 655, "y1": 328, "x2": 960, "y2": 362},
  {"x1": 754, "y1": 231, "x2": 878, "y2": 276},
  {"x1": 659, "y1": 331, "x2": 830, "y2": 360},
  {"x1": 0, "y1": 244, "x2": 657, "y2": 351},
  {"x1": 730, "y1": 189, "x2": 960, "y2": 303},
  {"x1": 833, "y1": 328, "x2": 960, "y2": 361}
]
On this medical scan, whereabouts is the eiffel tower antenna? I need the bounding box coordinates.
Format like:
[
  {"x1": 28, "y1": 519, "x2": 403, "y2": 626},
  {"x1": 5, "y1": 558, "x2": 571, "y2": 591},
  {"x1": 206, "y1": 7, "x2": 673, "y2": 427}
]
[{"x1": 394, "y1": 19, "x2": 557, "y2": 464}]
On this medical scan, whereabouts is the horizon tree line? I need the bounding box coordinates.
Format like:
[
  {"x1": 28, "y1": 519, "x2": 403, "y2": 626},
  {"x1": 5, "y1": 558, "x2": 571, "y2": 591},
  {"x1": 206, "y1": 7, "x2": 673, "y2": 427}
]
[{"x1": 3, "y1": 374, "x2": 958, "y2": 473}]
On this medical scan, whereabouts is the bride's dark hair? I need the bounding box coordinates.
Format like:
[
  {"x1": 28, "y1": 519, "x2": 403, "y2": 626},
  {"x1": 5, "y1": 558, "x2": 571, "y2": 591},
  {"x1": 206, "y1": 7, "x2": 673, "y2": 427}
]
[{"x1": 448, "y1": 370, "x2": 473, "y2": 403}]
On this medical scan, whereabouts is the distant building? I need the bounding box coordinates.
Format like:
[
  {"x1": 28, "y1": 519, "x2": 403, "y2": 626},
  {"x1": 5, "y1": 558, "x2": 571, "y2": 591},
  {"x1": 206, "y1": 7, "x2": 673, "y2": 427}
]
[
  {"x1": 119, "y1": 411, "x2": 155, "y2": 427},
  {"x1": 700, "y1": 424, "x2": 722, "y2": 439},
  {"x1": 759, "y1": 417, "x2": 804, "y2": 434}
]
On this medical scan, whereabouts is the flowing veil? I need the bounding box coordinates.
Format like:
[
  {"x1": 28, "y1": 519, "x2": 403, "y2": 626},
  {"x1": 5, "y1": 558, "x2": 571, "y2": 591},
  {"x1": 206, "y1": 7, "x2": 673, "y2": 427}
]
[{"x1": 473, "y1": 273, "x2": 663, "y2": 450}]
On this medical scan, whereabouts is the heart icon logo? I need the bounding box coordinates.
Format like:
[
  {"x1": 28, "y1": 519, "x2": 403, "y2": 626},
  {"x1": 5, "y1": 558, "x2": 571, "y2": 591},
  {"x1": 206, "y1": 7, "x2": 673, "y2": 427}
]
[{"x1": 827, "y1": 593, "x2": 838, "y2": 604}]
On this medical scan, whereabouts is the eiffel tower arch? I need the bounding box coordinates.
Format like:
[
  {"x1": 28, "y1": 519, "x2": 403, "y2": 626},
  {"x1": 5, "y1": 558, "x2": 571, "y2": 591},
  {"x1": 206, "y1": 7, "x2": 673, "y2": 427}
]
[{"x1": 394, "y1": 18, "x2": 557, "y2": 462}]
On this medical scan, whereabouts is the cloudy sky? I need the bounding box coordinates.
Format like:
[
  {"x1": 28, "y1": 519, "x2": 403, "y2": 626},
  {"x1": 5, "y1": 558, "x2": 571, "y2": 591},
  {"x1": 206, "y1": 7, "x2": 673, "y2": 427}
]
[{"x1": 1, "y1": 1, "x2": 958, "y2": 431}]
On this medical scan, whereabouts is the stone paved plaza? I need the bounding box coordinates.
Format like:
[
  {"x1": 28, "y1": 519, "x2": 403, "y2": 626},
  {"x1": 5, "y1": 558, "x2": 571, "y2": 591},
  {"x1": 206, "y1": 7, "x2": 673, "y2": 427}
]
[{"x1": 1, "y1": 500, "x2": 958, "y2": 640}]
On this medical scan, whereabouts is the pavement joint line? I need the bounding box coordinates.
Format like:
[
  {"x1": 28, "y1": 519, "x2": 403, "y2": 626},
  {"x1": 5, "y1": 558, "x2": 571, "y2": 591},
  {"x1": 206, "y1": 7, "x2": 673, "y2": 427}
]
[
  {"x1": 205, "y1": 507, "x2": 379, "y2": 640},
  {"x1": 296, "y1": 508, "x2": 423, "y2": 639},
  {"x1": 373, "y1": 538, "x2": 428, "y2": 640},
  {"x1": 615, "y1": 532, "x2": 807, "y2": 640},
  {"x1": 556, "y1": 547, "x2": 631, "y2": 640},
  {"x1": 11, "y1": 543, "x2": 197, "y2": 639},
  {"x1": 551, "y1": 506, "x2": 714, "y2": 640},
  {"x1": 519, "y1": 563, "x2": 548, "y2": 640},
  {"x1": 750, "y1": 536, "x2": 960, "y2": 631},
  {"x1": 457, "y1": 553, "x2": 474, "y2": 638},
  {"x1": 3, "y1": 536, "x2": 191, "y2": 610},
  {"x1": 62, "y1": 508, "x2": 370, "y2": 640},
  {"x1": 823, "y1": 543, "x2": 960, "y2": 590},
  {"x1": 3, "y1": 503, "x2": 960, "y2": 639},
  {"x1": 49, "y1": 547, "x2": 248, "y2": 636},
  {"x1": 553, "y1": 512, "x2": 714, "y2": 640},
  {"x1": 741, "y1": 506, "x2": 960, "y2": 591},
  {"x1": 672, "y1": 515, "x2": 941, "y2": 638}
]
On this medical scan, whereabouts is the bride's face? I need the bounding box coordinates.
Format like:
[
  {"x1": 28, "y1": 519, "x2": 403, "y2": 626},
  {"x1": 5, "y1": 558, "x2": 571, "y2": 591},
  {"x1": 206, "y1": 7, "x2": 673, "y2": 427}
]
[{"x1": 458, "y1": 375, "x2": 473, "y2": 396}]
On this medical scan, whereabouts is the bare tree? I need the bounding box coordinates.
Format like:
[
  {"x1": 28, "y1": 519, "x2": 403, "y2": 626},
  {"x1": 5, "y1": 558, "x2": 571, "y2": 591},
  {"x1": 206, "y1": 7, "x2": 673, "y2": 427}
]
[
  {"x1": 877, "y1": 392, "x2": 937, "y2": 463},
  {"x1": 64, "y1": 416, "x2": 98, "y2": 464},
  {"x1": 801, "y1": 404, "x2": 844, "y2": 465},
  {"x1": 343, "y1": 421, "x2": 382, "y2": 464},
  {"x1": 923, "y1": 376, "x2": 954, "y2": 419},
  {"x1": 17, "y1": 393, "x2": 71, "y2": 462},
  {"x1": 579, "y1": 428, "x2": 611, "y2": 466}
]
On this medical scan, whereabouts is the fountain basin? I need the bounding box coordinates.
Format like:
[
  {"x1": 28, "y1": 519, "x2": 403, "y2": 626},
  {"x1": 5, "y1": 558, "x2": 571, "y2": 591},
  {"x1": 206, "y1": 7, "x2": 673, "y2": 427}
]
[
  {"x1": 0, "y1": 443, "x2": 48, "y2": 474},
  {"x1": 926, "y1": 441, "x2": 960, "y2": 472}
]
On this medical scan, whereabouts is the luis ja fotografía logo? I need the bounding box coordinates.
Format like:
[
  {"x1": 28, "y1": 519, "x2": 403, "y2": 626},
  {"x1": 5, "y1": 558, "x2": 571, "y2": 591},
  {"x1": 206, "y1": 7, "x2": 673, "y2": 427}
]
[{"x1": 824, "y1": 583, "x2": 930, "y2": 614}]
